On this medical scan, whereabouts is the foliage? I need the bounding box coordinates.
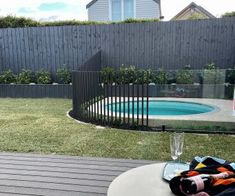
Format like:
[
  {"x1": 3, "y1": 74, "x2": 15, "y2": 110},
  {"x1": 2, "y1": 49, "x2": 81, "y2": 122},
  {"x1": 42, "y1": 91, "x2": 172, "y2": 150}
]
[
  {"x1": 176, "y1": 65, "x2": 194, "y2": 84},
  {"x1": 152, "y1": 69, "x2": 167, "y2": 84},
  {"x1": 56, "y1": 67, "x2": 71, "y2": 84},
  {"x1": 0, "y1": 16, "x2": 39, "y2": 28},
  {"x1": 166, "y1": 71, "x2": 177, "y2": 84},
  {"x1": 101, "y1": 66, "x2": 159, "y2": 84},
  {"x1": 36, "y1": 70, "x2": 51, "y2": 84},
  {"x1": 203, "y1": 63, "x2": 225, "y2": 84},
  {"x1": 0, "y1": 16, "x2": 160, "y2": 29},
  {"x1": 17, "y1": 69, "x2": 34, "y2": 84},
  {"x1": 118, "y1": 65, "x2": 137, "y2": 84},
  {"x1": 100, "y1": 66, "x2": 115, "y2": 84},
  {"x1": 41, "y1": 20, "x2": 105, "y2": 27},
  {"x1": 116, "y1": 18, "x2": 160, "y2": 24},
  {"x1": 222, "y1": 12, "x2": 235, "y2": 18},
  {"x1": 226, "y1": 67, "x2": 235, "y2": 84},
  {"x1": 0, "y1": 69, "x2": 17, "y2": 84},
  {"x1": 135, "y1": 69, "x2": 153, "y2": 84},
  {"x1": 204, "y1": 62, "x2": 217, "y2": 70}
]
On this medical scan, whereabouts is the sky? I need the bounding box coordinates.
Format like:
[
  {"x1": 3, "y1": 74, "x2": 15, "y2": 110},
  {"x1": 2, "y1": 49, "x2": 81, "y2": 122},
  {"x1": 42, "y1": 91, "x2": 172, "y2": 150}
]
[{"x1": 0, "y1": 0, "x2": 234, "y2": 21}]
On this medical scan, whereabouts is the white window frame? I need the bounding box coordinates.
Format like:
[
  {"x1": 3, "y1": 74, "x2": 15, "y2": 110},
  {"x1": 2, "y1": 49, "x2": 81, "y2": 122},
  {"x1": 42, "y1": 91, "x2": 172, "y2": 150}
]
[{"x1": 109, "y1": 0, "x2": 136, "y2": 21}]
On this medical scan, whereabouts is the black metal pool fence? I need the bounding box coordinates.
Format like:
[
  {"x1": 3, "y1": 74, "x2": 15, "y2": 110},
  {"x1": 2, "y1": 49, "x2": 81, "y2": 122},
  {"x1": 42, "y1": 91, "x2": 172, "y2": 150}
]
[{"x1": 71, "y1": 69, "x2": 235, "y2": 133}]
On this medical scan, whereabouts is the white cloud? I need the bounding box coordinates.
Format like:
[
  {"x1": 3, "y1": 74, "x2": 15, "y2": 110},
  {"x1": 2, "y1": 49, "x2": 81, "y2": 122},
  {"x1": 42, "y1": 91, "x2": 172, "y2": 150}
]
[{"x1": 0, "y1": 0, "x2": 90, "y2": 21}]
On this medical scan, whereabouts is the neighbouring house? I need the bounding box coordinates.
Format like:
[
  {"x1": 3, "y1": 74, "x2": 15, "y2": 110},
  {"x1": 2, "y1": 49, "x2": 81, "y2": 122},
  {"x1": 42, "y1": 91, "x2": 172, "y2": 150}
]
[
  {"x1": 171, "y1": 2, "x2": 215, "y2": 20},
  {"x1": 86, "y1": 0, "x2": 162, "y2": 22}
]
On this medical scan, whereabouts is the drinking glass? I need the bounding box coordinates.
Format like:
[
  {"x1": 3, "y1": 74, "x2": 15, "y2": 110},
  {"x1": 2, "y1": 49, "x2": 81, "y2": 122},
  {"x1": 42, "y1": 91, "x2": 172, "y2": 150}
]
[
  {"x1": 169, "y1": 132, "x2": 184, "y2": 176},
  {"x1": 170, "y1": 134, "x2": 179, "y2": 162},
  {"x1": 175, "y1": 132, "x2": 184, "y2": 162}
]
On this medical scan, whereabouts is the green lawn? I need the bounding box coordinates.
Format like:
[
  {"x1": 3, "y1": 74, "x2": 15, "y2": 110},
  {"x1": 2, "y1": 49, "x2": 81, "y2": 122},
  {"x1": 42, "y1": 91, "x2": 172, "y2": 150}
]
[{"x1": 0, "y1": 98, "x2": 234, "y2": 162}]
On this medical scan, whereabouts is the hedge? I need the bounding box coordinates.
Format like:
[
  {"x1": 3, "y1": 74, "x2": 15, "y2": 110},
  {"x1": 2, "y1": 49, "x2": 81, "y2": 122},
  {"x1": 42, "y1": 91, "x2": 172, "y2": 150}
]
[{"x1": 0, "y1": 16, "x2": 159, "y2": 29}]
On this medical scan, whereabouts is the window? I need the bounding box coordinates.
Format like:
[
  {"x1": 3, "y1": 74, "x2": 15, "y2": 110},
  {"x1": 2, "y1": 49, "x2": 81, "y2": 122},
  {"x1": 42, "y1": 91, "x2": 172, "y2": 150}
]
[
  {"x1": 111, "y1": 0, "x2": 135, "y2": 21},
  {"x1": 111, "y1": 0, "x2": 122, "y2": 21},
  {"x1": 124, "y1": 0, "x2": 134, "y2": 20}
]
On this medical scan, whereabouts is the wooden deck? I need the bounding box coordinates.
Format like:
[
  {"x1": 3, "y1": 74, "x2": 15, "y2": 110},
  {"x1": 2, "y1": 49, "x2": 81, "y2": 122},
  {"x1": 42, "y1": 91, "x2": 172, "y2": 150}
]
[{"x1": 0, "y1": 153, "x2": 155, "y2": 196}]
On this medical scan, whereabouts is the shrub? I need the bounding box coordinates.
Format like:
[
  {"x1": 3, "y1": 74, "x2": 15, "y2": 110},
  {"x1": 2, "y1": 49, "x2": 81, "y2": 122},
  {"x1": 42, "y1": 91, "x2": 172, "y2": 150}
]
[
  {"x1": 222, "y1": 12, "x2": 235, "y2": 18},
  {"x1": 203, "y1": 63, "x2": 225, "y2": 84},
  {"x1": 117, "y1": 18, "x2": 159, "y2": 24},
  {"x1": 0, "y1": 70, "x2": 17, "y2": 84},
  {"x1": 56, "y1": 67, "x2": 71, "y2": 84},
  {"x1": 0, "y1": 16, "x2": 39, "y2": 28},
  {"x1": 118, "y1": 65, "x2": 138, "y2": 84},
  {"x1": 101, "y1": 65, "x2": 156, "y2": 84},
  {"x1": 226, "y1": 67, "x2": 235, "y2": 84},
  {"x1": 176, "y1": 65, "x2": 194, "y2": 84},
  {"x1": 41, "y1": 20, "x2": 106, "y2": 27},
  {"x1": 202, "y1": 63, "x2": 225, "y2": 84},
  {"x1": 100, "y1": 67, "x2": 115, "y2": 84},
  {"x1": 0, "y1": 16, "x2": 160, "y2": 29},
  {"x1": 36, "y1": 70, "x2": 51, "y2": 84},
  {"x1": 18, "y1": 69, "x2": 34, "y2": 84},
  {"x1": 204, "y1": 62, "x2": 216, "y2": 70},
  {"x1": 167, "y1": 71, "x2": 177, "y2": 84},
  {"x1": 152, "y1": 69, "x2": 167, "y2": 84}
]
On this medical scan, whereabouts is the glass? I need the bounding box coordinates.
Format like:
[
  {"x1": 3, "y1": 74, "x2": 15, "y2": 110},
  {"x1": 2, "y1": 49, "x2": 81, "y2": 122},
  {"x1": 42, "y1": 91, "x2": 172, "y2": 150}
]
[
  {"x1": 175, "y1": 132, "x2": 184, "y2": 162},
  {"x1": 170, "y1": 133, "x2": 179, "y2": 162},
  {"x1": 169, "y1": 132, "x2": 184, "y2": 177},
  {"x1": 170, "y1": 132, "x2": 184, "y2": 162},
  {"x1": 112, "y1": 0, "x2": 122, "y2": 21},
  {"x1": 124, "y1": 0, "x2": 134, "y2": 19}
]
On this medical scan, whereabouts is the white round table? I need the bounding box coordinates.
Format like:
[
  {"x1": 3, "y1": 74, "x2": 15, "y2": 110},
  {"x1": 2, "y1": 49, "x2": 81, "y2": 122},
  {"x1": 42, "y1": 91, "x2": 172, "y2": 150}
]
[{"x1": 108, "y1": 163, "x2": 175, "y2": 196}]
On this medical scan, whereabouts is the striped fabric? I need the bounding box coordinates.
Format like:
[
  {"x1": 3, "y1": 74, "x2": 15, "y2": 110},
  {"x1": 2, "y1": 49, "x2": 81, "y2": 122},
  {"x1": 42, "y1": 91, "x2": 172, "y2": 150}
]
[{"x1": 170, "y1": 156, "x2": 235, "y2": 196}]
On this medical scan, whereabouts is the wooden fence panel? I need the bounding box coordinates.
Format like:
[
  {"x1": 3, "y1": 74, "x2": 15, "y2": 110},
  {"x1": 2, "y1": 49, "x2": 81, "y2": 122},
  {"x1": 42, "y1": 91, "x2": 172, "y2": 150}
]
[{"x1": 0, "y1": 18, "x2": 234, "y2": 76}]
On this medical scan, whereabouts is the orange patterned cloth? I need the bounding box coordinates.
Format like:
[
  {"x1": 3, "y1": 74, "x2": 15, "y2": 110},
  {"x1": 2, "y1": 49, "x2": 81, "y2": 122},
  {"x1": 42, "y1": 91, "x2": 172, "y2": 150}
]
[{"x1": 169, "y1": 156, "x2": 235, "y2": 196}]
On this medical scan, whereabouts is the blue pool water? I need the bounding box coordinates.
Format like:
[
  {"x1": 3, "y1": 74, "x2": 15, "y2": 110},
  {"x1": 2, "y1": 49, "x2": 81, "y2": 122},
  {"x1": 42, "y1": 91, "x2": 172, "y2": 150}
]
[{"x1": 108, "y1": 100, "x2": 214, "y2": 116}]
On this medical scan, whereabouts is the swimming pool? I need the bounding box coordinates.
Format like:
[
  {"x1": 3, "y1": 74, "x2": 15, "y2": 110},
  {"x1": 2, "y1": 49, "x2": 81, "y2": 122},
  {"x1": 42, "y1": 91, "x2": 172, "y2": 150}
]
[{"x1": 107, "y1": 100, "x2": 215, "y2": 116}]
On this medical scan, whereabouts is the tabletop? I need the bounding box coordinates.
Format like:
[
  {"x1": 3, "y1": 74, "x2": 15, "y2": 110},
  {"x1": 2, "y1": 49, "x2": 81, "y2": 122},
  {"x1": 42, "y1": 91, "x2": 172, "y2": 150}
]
[{"x1": 107, "y1": 162, "x2": 175, "y2": 196}]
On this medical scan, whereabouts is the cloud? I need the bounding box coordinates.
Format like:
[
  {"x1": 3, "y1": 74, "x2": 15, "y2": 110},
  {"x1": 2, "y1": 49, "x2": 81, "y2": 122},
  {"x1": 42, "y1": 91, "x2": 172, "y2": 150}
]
[
  {"x1": 38, "y1": 2, "x2": 68, "y2": 11},
  {"x1": 18, "y1": 7, "x2": 35, "y2": 14},
  {"x1": 11, "y1": 0, "x2": 90, "y2": 21}
]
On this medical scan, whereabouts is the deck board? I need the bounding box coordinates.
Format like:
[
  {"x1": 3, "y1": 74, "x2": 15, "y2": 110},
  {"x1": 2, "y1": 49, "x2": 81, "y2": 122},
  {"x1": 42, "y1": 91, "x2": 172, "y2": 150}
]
[{"x1": 0, "y1": 153, "x2": 155, "y2": 195}]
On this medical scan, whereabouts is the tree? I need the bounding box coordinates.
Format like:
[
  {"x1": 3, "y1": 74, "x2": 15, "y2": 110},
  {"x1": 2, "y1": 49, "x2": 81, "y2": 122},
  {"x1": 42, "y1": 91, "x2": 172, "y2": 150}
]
[{"x1": 222, "y1": 11, "x2": 235, "y2": 18}]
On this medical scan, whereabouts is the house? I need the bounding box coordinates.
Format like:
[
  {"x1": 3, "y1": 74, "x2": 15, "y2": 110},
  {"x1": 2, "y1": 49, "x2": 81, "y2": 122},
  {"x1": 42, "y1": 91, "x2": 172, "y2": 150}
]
[
  {"x1": 86, "y1": 0, "x2": 162, "y2": 22},
  {"x1": 171, "y1": 2, "x2": 215, "y2": 20}
]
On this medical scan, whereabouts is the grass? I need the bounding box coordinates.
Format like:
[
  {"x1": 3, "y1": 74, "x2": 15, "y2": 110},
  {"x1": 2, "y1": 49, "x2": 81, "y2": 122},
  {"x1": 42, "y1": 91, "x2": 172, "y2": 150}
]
[{"x1": 0, "y1": 98, "x2": 234, "y2": 162}]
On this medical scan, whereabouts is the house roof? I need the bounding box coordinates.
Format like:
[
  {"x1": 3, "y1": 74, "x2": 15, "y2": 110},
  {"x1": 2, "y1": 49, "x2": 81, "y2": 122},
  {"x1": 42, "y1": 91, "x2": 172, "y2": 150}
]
[
  {"x1": 172, "y1": 2, "x2": 215, "y2": 20},
  {"x1": 86, "y1": 0, "x2": 161, "y2": 9},
  {"x1": 86, "y1": 0, "x2": 98, "y2": 9}
]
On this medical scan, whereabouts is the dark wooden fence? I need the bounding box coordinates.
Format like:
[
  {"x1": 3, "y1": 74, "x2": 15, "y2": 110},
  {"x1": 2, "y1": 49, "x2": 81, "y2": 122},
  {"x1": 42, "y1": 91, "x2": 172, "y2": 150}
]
[
  {"x1": 0, "y1": 84, "x2": 72, "y2": 98},
  {"x1": 0, "y1": 17, "x2": 235, "y2": 76}
]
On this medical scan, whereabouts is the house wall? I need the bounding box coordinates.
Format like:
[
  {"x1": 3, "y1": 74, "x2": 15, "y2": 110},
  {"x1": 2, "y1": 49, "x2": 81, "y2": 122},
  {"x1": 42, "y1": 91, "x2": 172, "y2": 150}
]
[
  {"x1": 88, "y1": 0, "x2": 160, "y2": 21},
  {"x1": 88, "y1": 0, "x2": 109, "y2": 22},
  {"x1": 136, "y1": 0, "x2": 160, "y2": 19}
]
